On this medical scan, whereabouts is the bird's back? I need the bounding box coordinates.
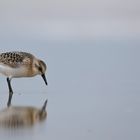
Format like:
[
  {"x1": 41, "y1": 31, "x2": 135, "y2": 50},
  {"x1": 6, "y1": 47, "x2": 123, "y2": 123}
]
[{"x1": 0, "y1": 52, "x2": 34, "y2": 68}]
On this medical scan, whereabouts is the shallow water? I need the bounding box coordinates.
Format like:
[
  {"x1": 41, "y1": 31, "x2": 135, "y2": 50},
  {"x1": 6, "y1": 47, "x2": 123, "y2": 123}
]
[{"x1": 0, "y1": 42, "x2": 140, "y2": 140}]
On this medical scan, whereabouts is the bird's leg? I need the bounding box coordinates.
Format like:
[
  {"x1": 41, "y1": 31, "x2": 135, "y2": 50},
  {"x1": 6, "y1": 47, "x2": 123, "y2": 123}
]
[{"x1": 6, "y1": 77, "x2": 13, "y2": 107}]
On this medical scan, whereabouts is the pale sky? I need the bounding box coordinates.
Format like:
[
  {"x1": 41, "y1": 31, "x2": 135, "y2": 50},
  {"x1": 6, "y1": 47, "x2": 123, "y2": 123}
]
[
  {"x1": 0, "y1": 0, "x2": 139, "y2": 41},
  {"x1": 0, "y1": 0, "x2": 139, "y2": 19}
]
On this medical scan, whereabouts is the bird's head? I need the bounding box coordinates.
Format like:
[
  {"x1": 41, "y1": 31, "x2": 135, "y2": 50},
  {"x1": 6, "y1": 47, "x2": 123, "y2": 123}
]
[{"x1": 33, "y1": 59, "x2": 48, "y2": 85}]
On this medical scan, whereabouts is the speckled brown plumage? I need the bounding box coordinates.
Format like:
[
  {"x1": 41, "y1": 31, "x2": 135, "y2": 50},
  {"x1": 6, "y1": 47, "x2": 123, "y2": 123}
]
[{"x1": 0, "y1": 52, "x2": 34, "y2": 68}]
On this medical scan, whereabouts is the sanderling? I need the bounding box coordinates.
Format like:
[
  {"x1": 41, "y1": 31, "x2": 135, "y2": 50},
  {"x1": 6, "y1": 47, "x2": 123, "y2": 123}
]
[
  {"x1": 0, "y1": 99, "x2": 47, "y2": 127},
  {"x1": 0, "y1": 51, "x2": 48, "y2": 106}
]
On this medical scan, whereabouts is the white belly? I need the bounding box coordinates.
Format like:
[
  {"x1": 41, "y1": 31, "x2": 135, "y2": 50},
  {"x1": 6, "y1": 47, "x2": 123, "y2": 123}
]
[{"x1": 0, "y1": 64, "x2": 28, "y2": 78}]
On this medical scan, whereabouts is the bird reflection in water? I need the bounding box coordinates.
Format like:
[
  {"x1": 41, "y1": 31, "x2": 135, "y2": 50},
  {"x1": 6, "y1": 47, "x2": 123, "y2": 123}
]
[{"x1": 0, "y1": 100, "x2": 47, "y2": 128}]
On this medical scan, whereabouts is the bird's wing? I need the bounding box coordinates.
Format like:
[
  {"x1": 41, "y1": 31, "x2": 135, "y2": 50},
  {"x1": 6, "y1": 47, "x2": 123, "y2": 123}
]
[{"x1": 0, "y1": 52, "x2": 34, "y2": 68}]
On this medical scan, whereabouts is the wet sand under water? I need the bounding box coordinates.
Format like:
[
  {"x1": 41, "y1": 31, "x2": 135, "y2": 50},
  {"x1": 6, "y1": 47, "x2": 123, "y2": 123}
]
[{"x1": 0, "y1": 90, "x2": 139, "y2": 140}]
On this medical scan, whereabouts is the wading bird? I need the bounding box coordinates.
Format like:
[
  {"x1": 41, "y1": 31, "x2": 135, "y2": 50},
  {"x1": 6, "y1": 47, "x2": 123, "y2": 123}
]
[{"x1": 0, "y1": 52, "x2": 48, "y2": 106}]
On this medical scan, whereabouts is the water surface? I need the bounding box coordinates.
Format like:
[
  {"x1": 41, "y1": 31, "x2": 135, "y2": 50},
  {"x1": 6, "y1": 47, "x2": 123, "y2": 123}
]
[{"x1": 0, "y1": 42, "x2": 140, "y2": 140}]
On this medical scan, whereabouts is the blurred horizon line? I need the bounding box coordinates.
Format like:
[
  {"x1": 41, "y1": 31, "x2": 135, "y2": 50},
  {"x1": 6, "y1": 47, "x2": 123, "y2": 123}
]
[{"x1": 0, "y1": 18, "x2": 139, "y2": 42}]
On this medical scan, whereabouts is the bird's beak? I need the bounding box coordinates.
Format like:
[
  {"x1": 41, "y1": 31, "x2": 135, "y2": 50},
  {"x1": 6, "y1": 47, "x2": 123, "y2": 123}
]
[{"x1": 41, "y1": 74, "x2": 48, "y2": 85}]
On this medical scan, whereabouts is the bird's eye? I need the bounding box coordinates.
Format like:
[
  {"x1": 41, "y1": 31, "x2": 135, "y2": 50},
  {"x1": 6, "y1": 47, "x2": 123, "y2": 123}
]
[
  {"x1": 35, "y1": 64, "x2": 42, "y2": 72},
  {"x1": 38, "y1": 67, "x2": 42, "y2": 72}
]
